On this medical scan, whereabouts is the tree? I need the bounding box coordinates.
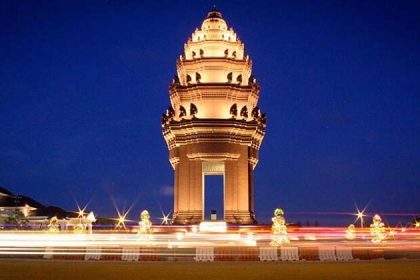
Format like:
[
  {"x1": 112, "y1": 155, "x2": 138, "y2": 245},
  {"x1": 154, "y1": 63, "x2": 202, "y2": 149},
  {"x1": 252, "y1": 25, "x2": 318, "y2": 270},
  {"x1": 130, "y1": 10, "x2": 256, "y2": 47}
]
[{"x1": 5, "y1": 210, "x2": 28, "y2": 227}]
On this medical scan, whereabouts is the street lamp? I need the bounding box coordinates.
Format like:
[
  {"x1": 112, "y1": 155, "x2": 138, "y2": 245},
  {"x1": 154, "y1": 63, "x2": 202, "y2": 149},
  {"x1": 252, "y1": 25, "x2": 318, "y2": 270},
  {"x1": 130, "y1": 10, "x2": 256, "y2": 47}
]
[{"x1": 356, "y1": 210, "x2": 366, "y2": 229}]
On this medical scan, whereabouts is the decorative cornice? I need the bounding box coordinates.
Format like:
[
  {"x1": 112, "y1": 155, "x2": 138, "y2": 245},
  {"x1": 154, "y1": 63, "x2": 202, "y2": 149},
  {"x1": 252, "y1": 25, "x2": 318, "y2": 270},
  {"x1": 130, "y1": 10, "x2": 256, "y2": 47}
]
[
  {"x1": 162, "y1": 118, "x2": 265, "y2": 150},
  {"x1": 169, "y1": 157, "x2": 180, "y2": 169},
  {"x1": 187, "y1": 153, "x2": 240, "y2": 161}
]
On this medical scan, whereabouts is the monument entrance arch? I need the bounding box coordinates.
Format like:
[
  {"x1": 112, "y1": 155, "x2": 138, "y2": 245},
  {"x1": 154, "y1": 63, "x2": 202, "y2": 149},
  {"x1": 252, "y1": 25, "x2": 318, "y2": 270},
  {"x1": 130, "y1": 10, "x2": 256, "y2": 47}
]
[{"x1": 202, "y1": 162, "x2": 225, "y2": 220}]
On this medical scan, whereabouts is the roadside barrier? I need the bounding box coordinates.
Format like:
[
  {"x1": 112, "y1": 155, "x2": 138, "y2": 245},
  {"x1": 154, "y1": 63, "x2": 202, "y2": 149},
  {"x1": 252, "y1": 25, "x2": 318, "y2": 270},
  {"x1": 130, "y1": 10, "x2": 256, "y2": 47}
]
[
  {"x1": 37, "y1": 245, "x2": 400, "y2": 262},
  {"x1": 121, "y1": 247, "x2": 139, "y2": 261},
  {"x1": 259, "y1": 247, "x2": 278, "y2": 261},
  {"x1": 280, "y1": 246, "x2": 299, "y2": 261},
  {"x1": 318, "y1": 247, "x2": 336, "y2": 261},
  {"x1": 195, "y1": 247, "x2": 214, "y2": 262},
  {"x1": 85, "y1": 246, "x2": 101, "y2": 261},
  {"x1": 335, "y1": 247, "x2": 353, "y2": 261}
]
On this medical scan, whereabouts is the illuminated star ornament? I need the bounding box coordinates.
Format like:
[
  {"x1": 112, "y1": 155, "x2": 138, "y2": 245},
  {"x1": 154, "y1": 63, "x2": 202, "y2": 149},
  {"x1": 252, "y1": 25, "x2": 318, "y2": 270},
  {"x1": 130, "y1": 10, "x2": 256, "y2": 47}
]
[
  {"x1": 160, "y1": 212, "x2": 171, "y2": 225},
  {"x1": 76, "y1": 205, "x2": 86, "y2": 218},
  {"x1": 115, "y1": 211, "x2": 129, "y2": 230},
  {"x1": 354, "y1": 206, "x2": 367, "y2": 228}
]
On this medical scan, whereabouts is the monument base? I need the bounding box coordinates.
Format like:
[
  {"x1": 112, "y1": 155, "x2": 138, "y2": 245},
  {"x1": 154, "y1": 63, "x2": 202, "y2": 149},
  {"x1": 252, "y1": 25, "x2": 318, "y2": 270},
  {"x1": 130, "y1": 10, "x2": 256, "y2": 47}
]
[
  {"x1": 171, "y1": 211, "x2": 203, "y2": 225},
  {"x1": 225, "y1": 210, "x2": 257, "y2": 225},
  {"x1": 172, "y1": 210, "x2": 257, "y2": 225}
]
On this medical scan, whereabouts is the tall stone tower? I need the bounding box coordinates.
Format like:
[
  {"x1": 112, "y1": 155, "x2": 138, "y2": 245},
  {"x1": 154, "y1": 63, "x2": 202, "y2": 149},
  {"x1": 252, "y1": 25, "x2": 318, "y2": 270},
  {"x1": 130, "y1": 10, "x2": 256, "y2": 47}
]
[{"x1": 162, "y1": 9, "x2": 266, "y2": 224}]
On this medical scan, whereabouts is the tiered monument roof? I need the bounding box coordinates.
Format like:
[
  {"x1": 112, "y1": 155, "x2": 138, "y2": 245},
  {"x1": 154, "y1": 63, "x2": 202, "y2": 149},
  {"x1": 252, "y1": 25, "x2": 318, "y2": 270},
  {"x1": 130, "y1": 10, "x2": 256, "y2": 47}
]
[
  {"x1": 166, "y1": 9, "x2": 260, "y2": 120},
  {"x1": 162, "y1": 9, "x2": 266, "y2": 168}
]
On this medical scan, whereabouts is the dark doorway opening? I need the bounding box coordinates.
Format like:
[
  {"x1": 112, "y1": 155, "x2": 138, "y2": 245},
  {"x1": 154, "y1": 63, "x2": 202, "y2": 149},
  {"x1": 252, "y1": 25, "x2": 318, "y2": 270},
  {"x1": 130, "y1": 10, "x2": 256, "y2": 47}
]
[{"x1": 204, "y1": 175, "x2": 224, "y2": 220}]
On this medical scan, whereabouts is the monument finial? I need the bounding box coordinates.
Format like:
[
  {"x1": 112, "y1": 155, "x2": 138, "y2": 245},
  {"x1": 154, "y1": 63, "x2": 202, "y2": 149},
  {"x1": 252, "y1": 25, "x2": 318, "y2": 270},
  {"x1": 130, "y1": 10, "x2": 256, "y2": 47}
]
[{"x1": 207, "y1": 6, "x2": 222, "y2": 19}]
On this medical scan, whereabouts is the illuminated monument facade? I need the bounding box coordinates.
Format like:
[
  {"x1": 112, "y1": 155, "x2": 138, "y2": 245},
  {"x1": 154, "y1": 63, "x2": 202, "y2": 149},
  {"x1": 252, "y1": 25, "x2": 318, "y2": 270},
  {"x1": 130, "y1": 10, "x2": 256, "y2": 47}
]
[{"x1": 162, "y1": 9, "x2": 266, "y2": 224}]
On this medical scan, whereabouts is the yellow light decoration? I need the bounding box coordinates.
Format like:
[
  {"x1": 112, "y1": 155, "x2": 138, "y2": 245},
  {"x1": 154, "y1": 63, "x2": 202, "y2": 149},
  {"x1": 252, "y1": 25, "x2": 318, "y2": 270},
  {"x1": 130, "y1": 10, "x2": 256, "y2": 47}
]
[
  {"x1": 138, "y1": 210, "x2": 152, "y2": 235},
  {"x1": 73, "y1": 223, "x2": 85, "y2": 234},
  {"x1": 270, "y1": 208, "x2": 290, "y2": 246},
  {"x1": 370, "y1": 214, "x2": 386, "y2": 243},
  {"x1": 47, "y1": 216, "x2": 60, "y2": 233},
  {"x1": 345, "y1": 224, "x2": 356, "y2": 240}
]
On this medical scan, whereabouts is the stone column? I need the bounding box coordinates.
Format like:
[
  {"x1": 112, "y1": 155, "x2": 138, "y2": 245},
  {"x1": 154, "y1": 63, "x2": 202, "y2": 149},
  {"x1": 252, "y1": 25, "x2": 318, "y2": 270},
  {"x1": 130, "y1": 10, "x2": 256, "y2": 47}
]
[
  {"x1": 224, "y1": 146, "x2": 256, "y2": 224},
  {"x1": 172, "y1": 149, "x2": 203, "y2": 224}
]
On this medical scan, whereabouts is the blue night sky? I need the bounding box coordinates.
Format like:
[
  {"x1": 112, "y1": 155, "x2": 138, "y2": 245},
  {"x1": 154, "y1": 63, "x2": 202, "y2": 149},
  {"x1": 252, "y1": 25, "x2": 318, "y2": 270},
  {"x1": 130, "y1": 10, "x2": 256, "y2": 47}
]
[{"x1": 0, "y1": 1, "x2": 419, "y2": 225}]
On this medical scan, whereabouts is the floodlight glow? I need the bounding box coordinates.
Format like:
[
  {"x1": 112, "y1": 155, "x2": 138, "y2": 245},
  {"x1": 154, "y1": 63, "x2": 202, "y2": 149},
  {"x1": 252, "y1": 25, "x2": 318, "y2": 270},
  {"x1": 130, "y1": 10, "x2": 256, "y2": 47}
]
[
  {"x1": 176, "y1": 232, "x2": 185, "y2": 240},
  {"x1": 87, "y1": 212, "x2": 96, "y2": 223},
  {"x1": 191, "y1": 225, "x2": 198, "y2": 233},
  {"x1": 199, "y1": 221, "x2": 227, "y2": 233}
]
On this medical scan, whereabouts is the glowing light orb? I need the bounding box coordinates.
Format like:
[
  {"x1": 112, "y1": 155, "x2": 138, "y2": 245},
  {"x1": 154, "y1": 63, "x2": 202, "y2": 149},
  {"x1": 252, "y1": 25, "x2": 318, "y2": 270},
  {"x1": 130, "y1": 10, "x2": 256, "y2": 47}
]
[
  {"x1": 389, "y1": 229, "x2": 396, "y2": 237},
  {"x1": 191, "y1": 225, "x2": 198, "y2": 233},
  {"x1": 176, "y1": 232, "x2": 185, "y2": 240}
]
